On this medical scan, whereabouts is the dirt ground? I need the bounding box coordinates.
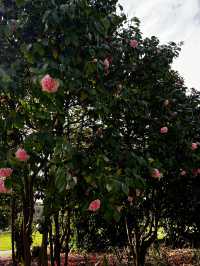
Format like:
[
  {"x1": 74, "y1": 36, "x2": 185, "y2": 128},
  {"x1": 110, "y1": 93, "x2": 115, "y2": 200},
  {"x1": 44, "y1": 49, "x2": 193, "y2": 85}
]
[{"x1": 0, "y1": 248, "x2": 199, "y2": 265}]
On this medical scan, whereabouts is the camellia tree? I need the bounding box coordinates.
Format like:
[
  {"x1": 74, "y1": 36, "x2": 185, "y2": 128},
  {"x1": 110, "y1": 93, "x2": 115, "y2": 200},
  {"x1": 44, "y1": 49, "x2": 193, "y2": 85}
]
[{"x1": 0, "y1": 0, "x2": 200, "y2": 266}]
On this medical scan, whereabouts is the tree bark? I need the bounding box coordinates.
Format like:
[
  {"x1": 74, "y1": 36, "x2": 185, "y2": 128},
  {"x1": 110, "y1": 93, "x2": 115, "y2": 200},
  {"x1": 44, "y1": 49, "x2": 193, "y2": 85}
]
[
  {"x1": 22, "y1": 175, "x2": 34, "y2": 266},
  {"x1": 11, "y1": 196, "x2": 17, "y2": 266},
  {"x1": 40, "y1": 229, "x2": 48, "y2": 266},
  {"x1": 64, "y1": 209, "x2": 71, "y2": 266},
  {"x1": 49, "y1": 220, "x2": 54, "y2": 266},
  {"x1": 54, "y1": 212, "x2": 61, "y2": 266}
]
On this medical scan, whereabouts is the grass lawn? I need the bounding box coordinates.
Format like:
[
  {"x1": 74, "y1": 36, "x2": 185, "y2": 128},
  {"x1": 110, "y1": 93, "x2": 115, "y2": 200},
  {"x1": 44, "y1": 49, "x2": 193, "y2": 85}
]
[{"x1": 0, "y1": 231, "x2": 42, "y2": 251}]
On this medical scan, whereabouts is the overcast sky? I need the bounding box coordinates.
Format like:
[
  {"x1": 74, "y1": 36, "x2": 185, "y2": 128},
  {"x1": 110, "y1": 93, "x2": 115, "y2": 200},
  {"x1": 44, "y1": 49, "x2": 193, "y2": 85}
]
[{"x1": 119, "y1": 0, "x2": 200, "y2": 90}]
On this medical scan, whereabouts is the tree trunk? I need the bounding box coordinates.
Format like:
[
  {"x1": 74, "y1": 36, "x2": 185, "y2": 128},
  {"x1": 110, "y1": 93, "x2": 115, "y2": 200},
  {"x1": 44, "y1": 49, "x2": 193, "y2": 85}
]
[
  {"x1": 49, "y1": 220, "x2": 54, "y2": 266},
  {"x1": 15, "y1": 223, "x2": 23, "y2": 263},
  {"x1": 135, "y1": 247, "x2": 146, "y2": 266},
  {"x1": 125, "y1": 220, "x2": 147, "y2": 266},
  {"x1": 11, "y1": 196, "x2": 17, "y2": 266},
  {"x1": 22, "y1": 175, "x2": 34, "y2": 266},
  {"x1": 40, "y1": 229, "x2": 48, "y2": 266},
  {"x1": 23, "y1": 227, "x2": 32, "y2": 266},
  {"x1": 54, "y1": 213, "x2": 61, "y2": 266},
  {"x1": 64, "y1": 209, "x2": 71, "y2": 266}
]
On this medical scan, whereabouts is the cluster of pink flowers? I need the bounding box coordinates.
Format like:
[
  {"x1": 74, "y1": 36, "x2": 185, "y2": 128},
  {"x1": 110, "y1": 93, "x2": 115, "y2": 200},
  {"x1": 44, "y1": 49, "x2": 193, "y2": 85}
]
[
  {"x1": 0, "y1": 148, "x2": 30, "y2": 194},
  {"x1": 1, "y1": 69, "x2": 199, "y2": 209},
  {"x1": 0, "y1": 168, "x2": 13, "y2": 193}
]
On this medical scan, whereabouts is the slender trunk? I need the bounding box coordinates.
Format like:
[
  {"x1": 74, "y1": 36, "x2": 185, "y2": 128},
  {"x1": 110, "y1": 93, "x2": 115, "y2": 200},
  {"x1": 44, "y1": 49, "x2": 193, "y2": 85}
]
[
  {"x1": 49, "y1": 220, "x2": 54, "y2": 266},
  {"x1": 134, "y1": 246, "x2": 146, "y2": 266},
  {"x1": 40, "y1": 229, "x2": 48, "y2": 266},
  {"x1": 125, "y1": 218, "x2": 135, "y2": 265},
  {"x1": 64, "y1": 209, "x2": 71, "y2": 266},
  {"x1": 54, "y1": 213, "x2": 61, "y2": 266},
  {"x1": 126, "y1": 219, "x2": 147, "y2": 266},
  {"x1": 134, "y1": 229, "x2": 140, "y2": 266},
  {"x1": 16, "y1": 223, "x2": 24, "y2": 263},
  {"x1": 138, "y1": 249, "x2": 146, "y2": 266},
  {"x1": 23, "y1": 227, "x2": 32, "y2": 266},
  {"x1": 11, "y1": 196, "x2": 17, "y2": 265},
  {"x1": 22, "y1": 175, "x2": 34, "y2": 266}
]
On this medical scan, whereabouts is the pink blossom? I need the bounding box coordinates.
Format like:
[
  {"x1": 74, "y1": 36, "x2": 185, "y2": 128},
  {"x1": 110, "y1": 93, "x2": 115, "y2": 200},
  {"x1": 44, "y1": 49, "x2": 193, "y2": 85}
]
[
  {"x1": 192, "y1": 168, "x2": 200, "y2": 176},
  {"x1": 41, "y1": 74, "x2": 59, "y2": 93},
  {"x1": 88, "y1": 199, "x2": 101, "y2": 212},
  {"x1": 160, "y1": 127, "x2": 168, "y2": 134},
  {"x1": 191, "y1": 142, "x2": 198, "y2": 150},
  {"x1": 15, "y1": 148, "x2": 29, "y2": 161},
  {"x1": 103, "y1": 58, "x2": 110, "y2": 71},
  {"x1": 152, "y1": 168, "x2": 161, "y2": 179},
  {"x1": 130, "y1": 39, "x2": 138, "y2": 48},
  {"x1": 128, "y1": 196, "x2": 134, "y2": 202},
  {"x1": 0, "y1": 179, "x2": 10, "y2": 193},
  {"x1": 0, "y1": 168, "x2": 13, "y2": 178},
  {"x1": 180, "y1": 170, "x2": 186, "y2": 176},
  {"x1": 164, "y1": 99, "x2": 169, "y2": 106}
]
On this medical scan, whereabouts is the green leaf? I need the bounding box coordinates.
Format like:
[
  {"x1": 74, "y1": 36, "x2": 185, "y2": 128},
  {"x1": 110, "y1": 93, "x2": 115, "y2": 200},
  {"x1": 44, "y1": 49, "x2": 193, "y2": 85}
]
[
  {"x1": 4, "y1": 179, "x2": 12, "y2": 189},
  {"x1": 16, "y1": 0, "x2": 25, "y2": 6},
  {"x1": 121, "y1": 183, "x2": 129, "y2": 195}
]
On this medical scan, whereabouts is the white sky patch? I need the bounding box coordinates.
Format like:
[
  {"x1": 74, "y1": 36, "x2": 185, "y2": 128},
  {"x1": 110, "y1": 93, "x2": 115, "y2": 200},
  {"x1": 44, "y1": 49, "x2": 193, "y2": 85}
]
[{"x1": 119, "y1": 0, "x2": 200, "y2": 90}]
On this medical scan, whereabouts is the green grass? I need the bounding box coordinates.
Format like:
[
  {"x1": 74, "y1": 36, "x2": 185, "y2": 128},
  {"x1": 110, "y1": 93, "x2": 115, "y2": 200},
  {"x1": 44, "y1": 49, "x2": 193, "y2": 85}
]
[
  {"x1": 0, "y1": 232, "x2": 11, "y2": 251},
  {"x1": 0, "y1": 231, "x2": 42, "y2": 251}
]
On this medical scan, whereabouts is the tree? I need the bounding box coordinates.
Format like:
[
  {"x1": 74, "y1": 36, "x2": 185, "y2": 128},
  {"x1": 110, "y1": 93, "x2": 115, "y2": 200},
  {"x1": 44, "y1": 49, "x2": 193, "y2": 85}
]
[{"x1": 0, "y1": 1, "x2": 200, "y2": 266}]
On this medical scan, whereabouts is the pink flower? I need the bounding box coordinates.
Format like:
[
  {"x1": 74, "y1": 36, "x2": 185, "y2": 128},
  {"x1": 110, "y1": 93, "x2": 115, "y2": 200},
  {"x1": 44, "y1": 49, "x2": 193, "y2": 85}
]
[
  {"x1": 0, "y1": 168, "x2": 13, "y2": 178},
  {"x1": 192, "y1": 169, "x2": 198, "y2": 176},
  {"x1": 88, "y1": 199, "x2": 101, "y2": 212},
  {"x1": 130, "y1": 39, "x2": 138, "y2": 48},
  {"x1": 192, "y1": 168, "x2": 200, "y2": 176},
  {"x1": 191, "y1": 143, "x2": 198, "y2": 150},
  {"x1": 15, "y1": 148, "x2": 29, "y2": 161},
  {"x1": 128, "y1": 196, "x2": 134, "y2": 202},
  {"x1": 152, "y1": 168, "x2": 161, "y2": 179},
  {"x1": 180, "y1": 170, "x2": 186, "y2": 176},
  {"x1": 40, "y1": 74, "x2": 59, "y2": 93},
  {"x1": 160, "y1": 127, "x2": 168, "y2": 134},
  {"x1": 103, "y1": 58, "x2": 110, "y2": 71},
  {"x1": 0, "y1": 179, "x2": 10, "y2": 193},
  {"x1": 164, "y1": 99, "x2": 169, "y2": 106}
]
